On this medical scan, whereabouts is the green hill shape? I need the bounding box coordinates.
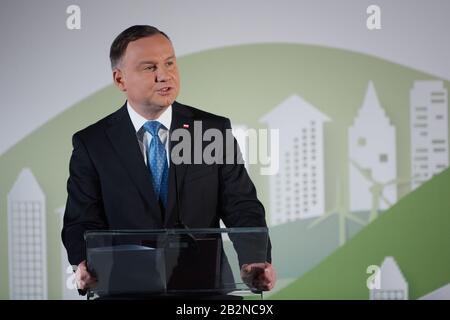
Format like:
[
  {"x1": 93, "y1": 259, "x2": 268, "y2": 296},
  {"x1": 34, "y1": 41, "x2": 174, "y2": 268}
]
[
  {"x1": 270, "y1": 212, "x2": 369, "y2": 279},
  {"x1": 224, "y1": 211, "x2": 369, "y2": 285},
  {"x1": 271, "y1": 168, "x2": 450, "y2": 299}
]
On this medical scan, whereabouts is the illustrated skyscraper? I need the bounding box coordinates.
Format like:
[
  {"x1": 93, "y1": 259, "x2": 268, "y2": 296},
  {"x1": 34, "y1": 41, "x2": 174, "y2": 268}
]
[
  {"x1": 7, "y1": 168, "x2": 47, "y2": 299},
  {"x1": 410, "y1": 80, "x2": 448, "y2": 190},
  {"x1": 260, "y1": 94, "x2": 330, "y2": 226},
  {"x1": 348, "y1": 81, "x2": 397, "y2": 212}
]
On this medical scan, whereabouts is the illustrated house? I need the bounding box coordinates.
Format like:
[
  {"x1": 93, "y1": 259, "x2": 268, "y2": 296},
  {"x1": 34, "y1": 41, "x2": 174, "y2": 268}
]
[
  {"x1": 348, "y1": 81, "x2": 397, "y2": 212},
  {"x1": 410, "y1": 80, "x2": 448, "y2": 190},
  {"x1": 260, "y1": 94, "x2": 330, "y2": 226},
  {"x1": 7, "y1": 168, "x2": 47, "y2": 299},
  {"x1": 419, "y1": 283, "x2": 450, "y2": 300},
  {"x1": 370, "y1": 256, "x2": 408, "y2": 300}
]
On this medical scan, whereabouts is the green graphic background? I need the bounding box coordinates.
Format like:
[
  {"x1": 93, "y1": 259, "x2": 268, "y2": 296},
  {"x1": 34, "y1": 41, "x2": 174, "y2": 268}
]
[{"x1": 0, "y1": 44, "x2": 449, "y2": 299}]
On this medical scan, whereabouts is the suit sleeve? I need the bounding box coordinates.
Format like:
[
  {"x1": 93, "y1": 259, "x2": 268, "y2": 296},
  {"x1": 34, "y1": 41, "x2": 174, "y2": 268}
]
[
  {"x1": 61, "y1": 133, "x2": 108, "y2": 266},
  {"x1": 218, "y1": 118, "x2": 272, "y2": 265}
]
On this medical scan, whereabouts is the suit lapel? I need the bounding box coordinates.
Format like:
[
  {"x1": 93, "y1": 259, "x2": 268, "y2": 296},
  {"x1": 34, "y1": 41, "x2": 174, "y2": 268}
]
[
  {"x1": 105, "y1": 104, "x2": 163, "y2": 225},
  {"x1": 165, "y1": 101, "x2": 195, "y2": 226}
]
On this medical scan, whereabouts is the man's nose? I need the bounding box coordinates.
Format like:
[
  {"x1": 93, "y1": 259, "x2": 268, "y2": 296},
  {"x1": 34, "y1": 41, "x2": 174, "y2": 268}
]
[{"x1": 156, "y1": 66, "x2": 170, "y2": 82}]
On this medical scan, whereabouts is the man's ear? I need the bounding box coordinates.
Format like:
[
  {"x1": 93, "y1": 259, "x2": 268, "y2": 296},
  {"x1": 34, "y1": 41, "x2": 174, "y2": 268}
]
[{"x1": 113, "y1": 69, "x2": 126, "y2": 92}]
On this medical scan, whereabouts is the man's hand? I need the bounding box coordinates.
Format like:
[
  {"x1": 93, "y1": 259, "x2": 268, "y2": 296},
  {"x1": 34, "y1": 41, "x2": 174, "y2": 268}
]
[
  {"x1": 240, "y1": 262, "x2": 276, "y2": 291},
  {"x1": 75, "y1": 260, "x2": 97, "y2": 290}
]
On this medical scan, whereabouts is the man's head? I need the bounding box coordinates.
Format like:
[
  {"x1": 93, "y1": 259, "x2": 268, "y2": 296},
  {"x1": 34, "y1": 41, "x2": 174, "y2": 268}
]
[{"x1": 110, "y1": 25, "x2": 180, "y2": 118}]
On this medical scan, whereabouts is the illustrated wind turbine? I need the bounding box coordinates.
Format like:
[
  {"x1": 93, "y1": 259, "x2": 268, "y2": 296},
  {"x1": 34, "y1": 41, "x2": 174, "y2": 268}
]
[
  {"x1": 308, "y1": 179, "x2": 366, "y2": 246},
  {"x1": 350, "y1": 159, "x2": 417, "y2": 223}
]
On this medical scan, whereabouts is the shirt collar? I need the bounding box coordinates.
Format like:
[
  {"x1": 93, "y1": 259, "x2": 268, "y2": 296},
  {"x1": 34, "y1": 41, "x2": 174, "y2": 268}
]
[{"x1": 127, "y1": 101, "x2": 172, "y2": 133}]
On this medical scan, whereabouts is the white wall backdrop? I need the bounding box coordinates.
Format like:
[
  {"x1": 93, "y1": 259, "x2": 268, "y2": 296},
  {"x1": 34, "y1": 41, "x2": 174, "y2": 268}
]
[{"x1": 1, "y1": 0, "x2": 450, "y2": 155}]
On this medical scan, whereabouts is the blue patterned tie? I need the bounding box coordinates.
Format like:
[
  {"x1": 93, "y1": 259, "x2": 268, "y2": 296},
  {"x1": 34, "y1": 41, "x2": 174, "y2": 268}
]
[{"x1": 143, "y1": 121, "x2": 168, "y2": 207}]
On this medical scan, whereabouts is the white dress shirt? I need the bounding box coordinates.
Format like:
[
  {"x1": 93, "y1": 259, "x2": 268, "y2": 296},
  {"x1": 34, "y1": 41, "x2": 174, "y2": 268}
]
[{"x1": 127, "y1": 101, "x2": 172, "y2": 167}]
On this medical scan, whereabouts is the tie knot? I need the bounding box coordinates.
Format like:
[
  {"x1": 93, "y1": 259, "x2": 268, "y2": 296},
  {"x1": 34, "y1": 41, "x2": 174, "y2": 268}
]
[{"x1": 143, "y1": 121, "x2": 164, "y2": 137}]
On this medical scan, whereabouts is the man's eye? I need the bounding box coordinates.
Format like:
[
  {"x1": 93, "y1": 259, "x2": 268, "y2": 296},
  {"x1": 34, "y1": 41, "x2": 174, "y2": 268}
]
[
  {"x1": 166, "y1": 61, "x2": 174, "y2": 66},
  {"x1": 145, "y1": 66, "x2": 156, "y2": 71}
]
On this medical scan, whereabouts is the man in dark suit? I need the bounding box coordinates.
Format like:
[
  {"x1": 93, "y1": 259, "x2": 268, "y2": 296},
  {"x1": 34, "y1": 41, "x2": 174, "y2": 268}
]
[{"x1": 62, "y1": 25, "x2": 276, "y2": 295}]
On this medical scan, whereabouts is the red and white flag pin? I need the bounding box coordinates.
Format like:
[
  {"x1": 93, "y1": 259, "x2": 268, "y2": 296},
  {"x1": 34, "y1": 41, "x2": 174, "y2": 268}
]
[{"x1": 183, "y1": 123, "x2": 190, "y2": 128}]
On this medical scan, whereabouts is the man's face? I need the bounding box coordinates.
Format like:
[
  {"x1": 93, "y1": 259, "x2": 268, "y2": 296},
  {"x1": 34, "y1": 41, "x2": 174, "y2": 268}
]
[{"x1": 114, "y1": 34, "x2": 180, "y2": 113}]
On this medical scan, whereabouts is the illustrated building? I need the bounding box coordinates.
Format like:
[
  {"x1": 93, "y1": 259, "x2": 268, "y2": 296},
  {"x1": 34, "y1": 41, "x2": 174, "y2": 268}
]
[
  {"x1": 370, "y1": 256, "x2": 408, "y2": 300},
  {"x1": 260, "y1": 94, "x2": 330, "y2": 226},
  {"x1": 7, "y1": 168, "x2": 47, "y2": 299},
  {"x1": 410, "y1": 80, "x2": 448, "y2": 190},
  {"x1": 348, "y1": 81, "x2": 397, "y2": 212}
]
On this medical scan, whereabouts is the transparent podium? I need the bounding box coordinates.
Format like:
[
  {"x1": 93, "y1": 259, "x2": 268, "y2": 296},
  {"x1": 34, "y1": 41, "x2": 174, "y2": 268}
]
[{"x1": 84, "y1": 227, "x2": 269, "y2": 300}]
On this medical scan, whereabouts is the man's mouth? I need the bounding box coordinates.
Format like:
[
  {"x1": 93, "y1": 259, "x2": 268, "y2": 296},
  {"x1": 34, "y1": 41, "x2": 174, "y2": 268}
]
[
  {"x1": 156, "y1": 87, "x2": 172, "y2": 97},
  {"x1": 157, "y1": 87, "x2": 172, "y2": 96}
]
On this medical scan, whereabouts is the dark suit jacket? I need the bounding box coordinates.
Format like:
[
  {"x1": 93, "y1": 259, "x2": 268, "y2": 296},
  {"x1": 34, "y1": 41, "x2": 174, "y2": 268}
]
[{"x1": 62, "y1": 101, "x2": 271, "y2": 268}]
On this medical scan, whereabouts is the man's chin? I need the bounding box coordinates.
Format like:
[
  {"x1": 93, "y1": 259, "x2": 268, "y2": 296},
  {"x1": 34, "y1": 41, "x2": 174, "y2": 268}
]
[{"x1": 158, "y1": 97, "x2": 176, "y2": 108}]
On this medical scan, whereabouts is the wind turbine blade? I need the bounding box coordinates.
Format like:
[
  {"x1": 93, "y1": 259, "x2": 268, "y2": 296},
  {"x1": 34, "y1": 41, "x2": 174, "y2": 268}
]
[
  {"x1": 344, "y1": 212, "x2": 367, "y2": 225},
  {"x1": 383, "y1": 178, "x2": 397, "y2": 186},
  {"x1": 385, "y1": 174, "x2": 422, "y2": 187},
  {"x1": 308, "y1": 212, "x2": 333, "y2": 229},
  {"x1": 350, "y1": 159, "x2": 376, "y2": 184},
  {"x1": 384, "y1": 178, "x2": 408, "y2": 187}
]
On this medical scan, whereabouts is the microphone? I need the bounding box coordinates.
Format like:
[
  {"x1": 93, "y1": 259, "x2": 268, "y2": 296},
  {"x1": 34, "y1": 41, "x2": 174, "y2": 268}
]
[
  {"x1": 173, "y1": 163, "x2": 186, "y2": 229},
  {"x1": 168, "y1": 127, "x2": 197, "y2": 252},
  {"x1": 172, "y1": 159, "x2": 198, "y2": 250},
  {"x1": 168, "y1": 125, "x2": 186, "y2": 230}
]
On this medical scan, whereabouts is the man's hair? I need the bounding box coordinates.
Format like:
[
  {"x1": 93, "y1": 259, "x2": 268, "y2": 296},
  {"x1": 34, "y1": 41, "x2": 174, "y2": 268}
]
[{"x1": 109, "y1": 25, "x2": 170, "y2": 69}]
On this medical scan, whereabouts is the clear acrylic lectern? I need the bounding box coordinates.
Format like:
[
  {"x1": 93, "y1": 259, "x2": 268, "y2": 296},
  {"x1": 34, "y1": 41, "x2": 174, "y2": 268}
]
[{"x1": 84, "y1": 227, "x2": 269, "y2": 299}]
